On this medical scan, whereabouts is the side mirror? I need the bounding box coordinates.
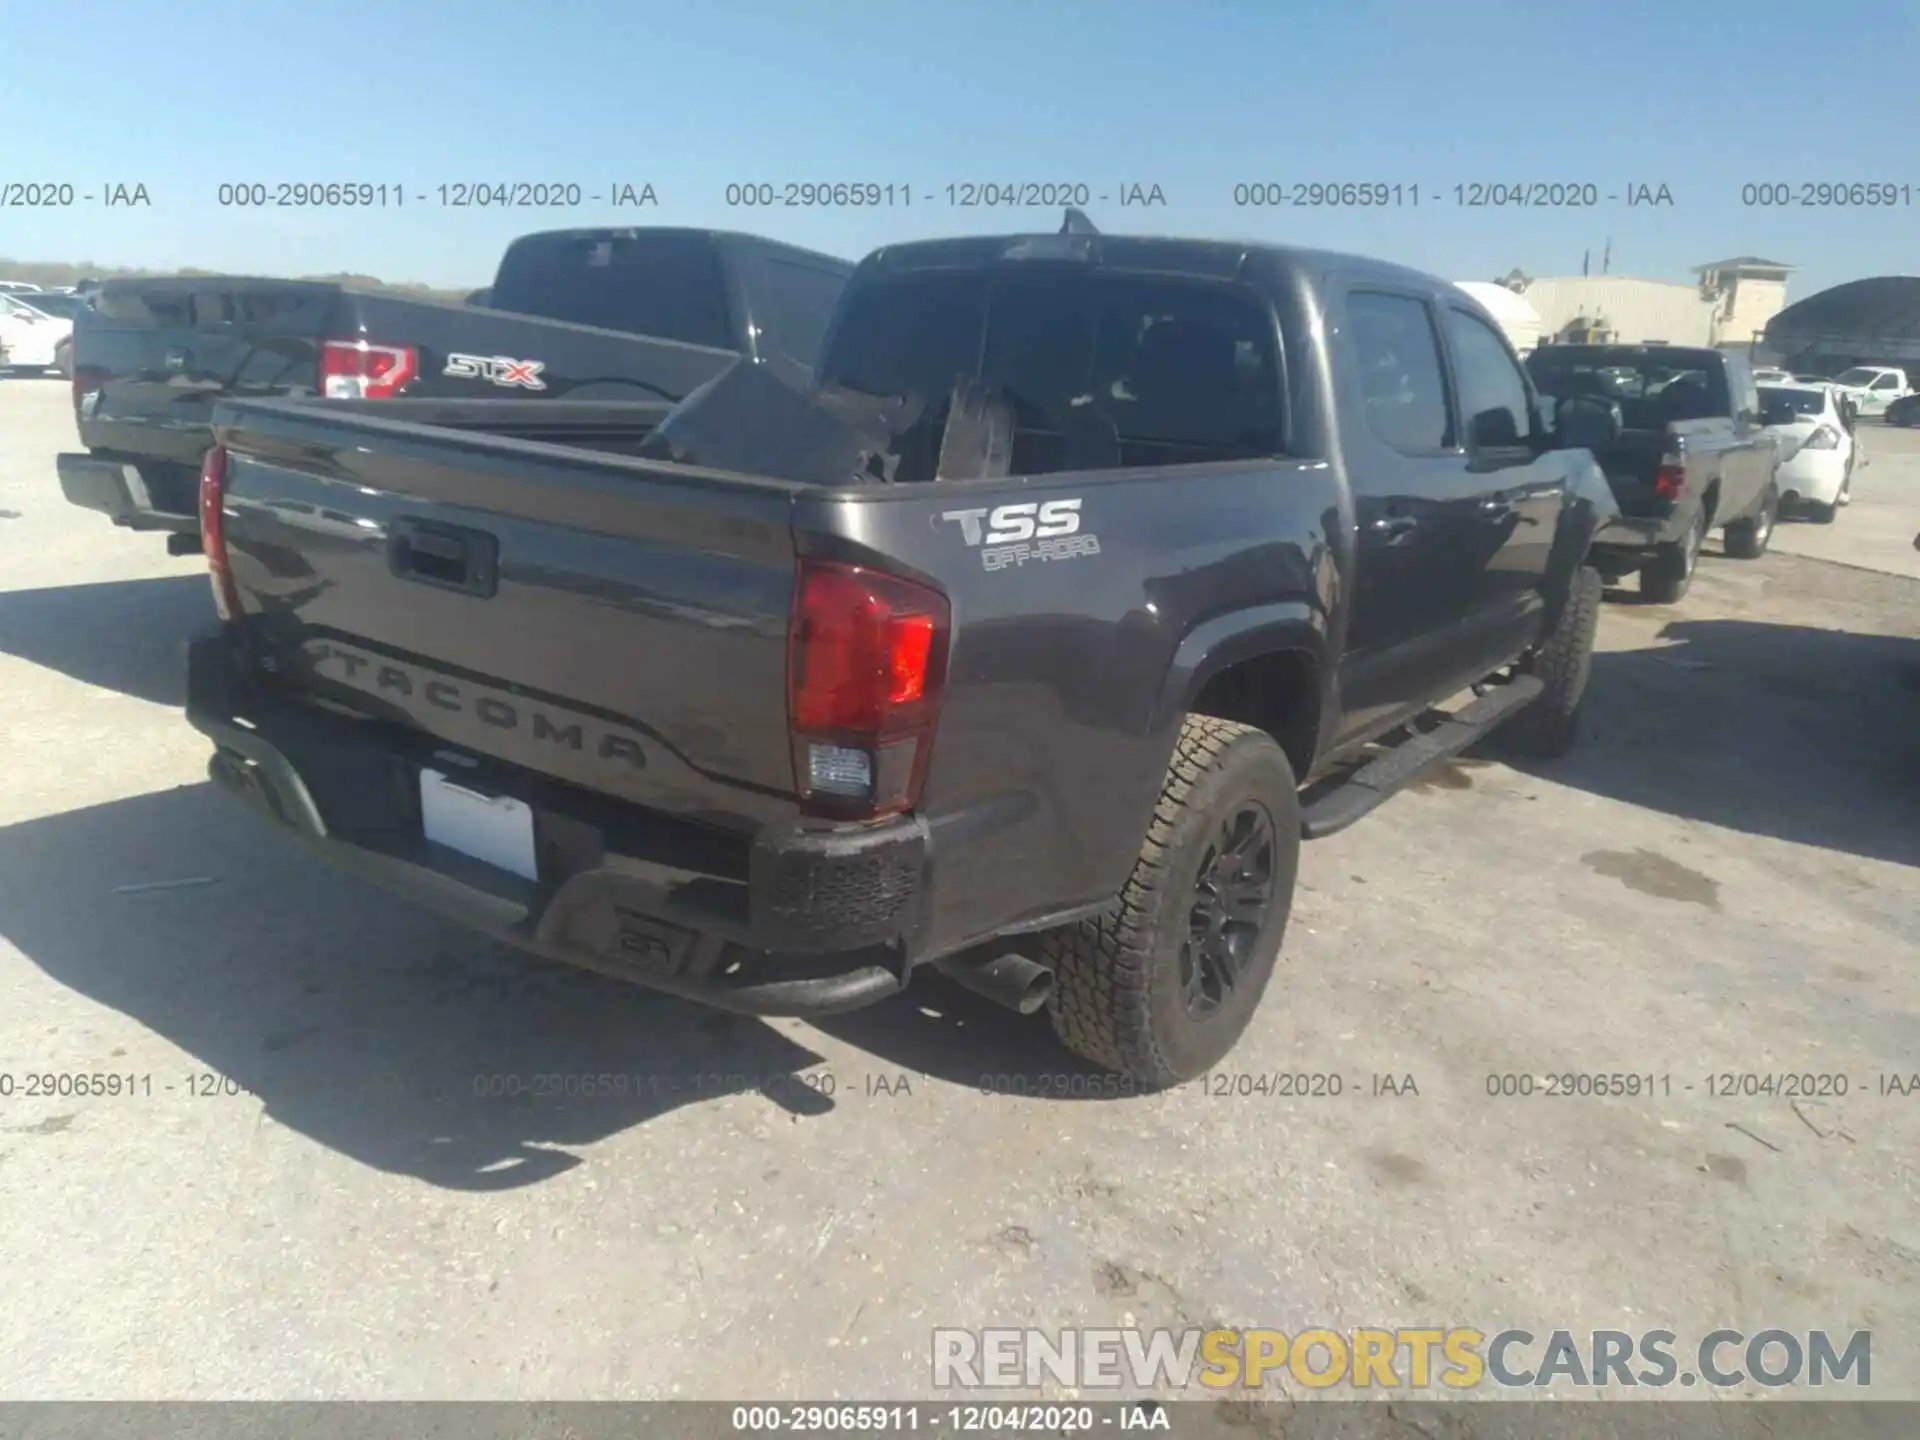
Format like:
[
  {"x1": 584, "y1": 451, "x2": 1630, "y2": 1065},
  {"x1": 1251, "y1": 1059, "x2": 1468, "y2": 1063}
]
[
  {"x1": 1468, "y1": 406, "x2": 1521, "y2": 449},
  {"x1": 1554, "y1": 395, "x2": 1621, "y2": 451}
]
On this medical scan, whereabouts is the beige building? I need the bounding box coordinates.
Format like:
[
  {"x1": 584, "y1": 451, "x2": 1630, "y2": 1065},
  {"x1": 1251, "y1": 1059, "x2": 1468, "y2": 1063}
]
[
  {"x1": 1702, "y1": 257, "x2": 1794, "y2": 350},
  {"x1": 1494, "y1": 258, "x2": 1793, "y2": 350}
]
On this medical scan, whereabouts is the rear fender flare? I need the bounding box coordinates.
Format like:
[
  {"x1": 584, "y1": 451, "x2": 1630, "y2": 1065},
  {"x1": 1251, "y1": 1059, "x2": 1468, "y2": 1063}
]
[
  {"x1": 1541, "y1": 457, "x2": 1620, "y2": 634},
  {"x1": 1149, "y1": 602, "x2": 1330, "y2": 746}
]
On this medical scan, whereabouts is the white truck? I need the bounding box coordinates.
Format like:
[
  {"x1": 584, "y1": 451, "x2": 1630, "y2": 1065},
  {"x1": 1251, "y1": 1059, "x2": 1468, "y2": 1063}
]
[{"x1": 1827, "y1": 365, "x2": 1912, "y2": 417}]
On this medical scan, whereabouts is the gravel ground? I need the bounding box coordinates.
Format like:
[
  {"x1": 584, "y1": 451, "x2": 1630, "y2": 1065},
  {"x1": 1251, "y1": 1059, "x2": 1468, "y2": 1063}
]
[{"x1": 0, "y1": 376, "x2": 1915, "y2": 1411}]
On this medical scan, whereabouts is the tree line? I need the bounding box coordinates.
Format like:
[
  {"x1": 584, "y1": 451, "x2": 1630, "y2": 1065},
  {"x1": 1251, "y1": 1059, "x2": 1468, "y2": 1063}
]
[{"x1": 0, "y1": 258, "x2": 473, "y2": 303}]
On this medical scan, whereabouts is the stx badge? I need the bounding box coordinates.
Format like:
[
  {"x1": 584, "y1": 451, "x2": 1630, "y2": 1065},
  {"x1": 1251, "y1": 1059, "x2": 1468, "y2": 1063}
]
[{"x1": 444, "y1": 353, "x2": 547, "y2": 390}]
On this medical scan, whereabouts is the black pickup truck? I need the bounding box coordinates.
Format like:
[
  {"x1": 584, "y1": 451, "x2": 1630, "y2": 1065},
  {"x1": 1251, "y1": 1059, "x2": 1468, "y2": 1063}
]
[
  {"x1": 1524, "y1": 343, "x2": 1780, "y2": 602},
  {"x1": 58, "y1": 227, "x2": 851, "y2": 546},
  {"x1": 184, "y1": 221, "x2": 1621, "y2": 1086}
]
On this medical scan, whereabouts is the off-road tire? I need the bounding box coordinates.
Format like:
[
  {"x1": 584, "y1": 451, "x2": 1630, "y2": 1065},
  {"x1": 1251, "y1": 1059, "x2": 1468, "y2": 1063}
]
[
  {"x1": 1723, "y1": 482, "x2": 1778, "y2": 559},
  {"x1": 1504, "y1": 564, "x2": 1601, "y2": 758},
  {"x1": 1042, "y1": 716, "x2": 1300, "y2": 1089},
  {"x1": 1640, "y1": 506, "x2": 1706, "y2": 603}
]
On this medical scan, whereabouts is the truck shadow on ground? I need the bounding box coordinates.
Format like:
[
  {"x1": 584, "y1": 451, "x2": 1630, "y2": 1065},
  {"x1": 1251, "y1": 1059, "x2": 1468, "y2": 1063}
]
[
  {"x1": 0, "y1": 573, "x2": 211, "y2": 707},
  {"x1": 0, "y1": 784, "x2": 1121, "y2": 1193},
  {"x1": 808, "y1": 974, "x2": 1128, "y2": 1100},
  {"x1": 0, "y1": 782, "x2": 842, "y2": 1192},
  {"x1": 1502, "y1": 617, "x2": 1920, "y2": 868}
]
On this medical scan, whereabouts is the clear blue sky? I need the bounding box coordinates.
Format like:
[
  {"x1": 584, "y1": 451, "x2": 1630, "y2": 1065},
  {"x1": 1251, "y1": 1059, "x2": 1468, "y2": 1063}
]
[{"x1": 3, "y1": 0, "x2": 1915, "y2": 301}]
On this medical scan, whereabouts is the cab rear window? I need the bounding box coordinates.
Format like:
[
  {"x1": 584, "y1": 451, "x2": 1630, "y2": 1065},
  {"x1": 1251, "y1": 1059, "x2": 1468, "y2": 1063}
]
[
  {"x1": 490, "y1": 233, "x2": 733, "y2": 350},
  {"x1": 817, "y1": 267, "x2": 1287, "y2": 480}
]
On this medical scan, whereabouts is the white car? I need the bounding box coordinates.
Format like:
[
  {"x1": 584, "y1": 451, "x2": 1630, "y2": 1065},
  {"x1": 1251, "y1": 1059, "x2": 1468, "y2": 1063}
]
[
  {"x1": 0, "y1": 292, "x2": 73, "y2": 375},
  {"x1": 1760, "y1": 383, "x2": 1855, "y2": 522},
  {"x1": 1752, "y1": 367, "x2": 1794, "y2": 384},
  {"x1": 1827, "y1": 365, "x2": 1913, "y2": 417}
]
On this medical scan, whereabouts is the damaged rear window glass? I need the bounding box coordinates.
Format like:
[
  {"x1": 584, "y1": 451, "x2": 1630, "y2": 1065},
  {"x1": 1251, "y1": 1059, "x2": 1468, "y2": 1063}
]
[{"x1": 816, "y1": 267, "x2": 1287, "y2": 481}]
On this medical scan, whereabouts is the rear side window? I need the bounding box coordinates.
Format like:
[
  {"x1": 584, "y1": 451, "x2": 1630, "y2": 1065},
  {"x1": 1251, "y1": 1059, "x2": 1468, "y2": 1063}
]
[
  {"x1": 816, "y1": 268, "x2": 1284, "y2": 480},
  {"x1": 489, "y1": 233, "x2": 733, "y2": 349},
  {"x1": 1444, "y1": 307, "x2": 1536, "y2": 445},
  {"x1": 1348, "y1": 291, "x2": 1453, "y2": 452},
  {"x1": 762, "y1": 258, "x2": 847, "y2": 368}
]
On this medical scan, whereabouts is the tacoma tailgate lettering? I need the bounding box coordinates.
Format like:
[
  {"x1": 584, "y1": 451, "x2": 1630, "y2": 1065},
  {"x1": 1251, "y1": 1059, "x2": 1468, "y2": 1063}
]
[{"x1": 307, "y1": 643, "x2": 644, "y2": 768}]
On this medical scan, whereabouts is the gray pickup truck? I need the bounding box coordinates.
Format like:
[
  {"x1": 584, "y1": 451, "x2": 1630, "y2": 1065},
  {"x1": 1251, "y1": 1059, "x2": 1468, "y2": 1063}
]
[
  {"x1": 61, "y1": 228, "x2": 850, "y2": 548},
  {"x1": 1525, "y1": 343, "x2": 1781, "y2": 602},
  {"x1": 184, "y1": 219, "x2": 1620, "y2": 1087}
]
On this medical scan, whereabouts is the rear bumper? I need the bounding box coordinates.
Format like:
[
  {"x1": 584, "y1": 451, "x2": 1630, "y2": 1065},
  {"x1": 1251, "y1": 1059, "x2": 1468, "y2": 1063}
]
[
  {"x1": 1777, "y1": 448, "x2": 1848, "y2": 505},
  {"x1": 57, "y1": 452, "x2": 199, "y2": 532},
  {"x1": 184, "y1": 630, "x2": 926, "y2": 1017},
  {"x1": 1589, "y1": 499, "x2": 1697, "y2": 565}
]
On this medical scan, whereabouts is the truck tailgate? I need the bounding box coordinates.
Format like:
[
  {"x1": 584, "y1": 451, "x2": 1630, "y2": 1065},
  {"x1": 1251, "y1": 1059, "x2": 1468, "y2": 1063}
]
[{"x1": 211, "y1": 399, "x2": 805, "y2": 830}]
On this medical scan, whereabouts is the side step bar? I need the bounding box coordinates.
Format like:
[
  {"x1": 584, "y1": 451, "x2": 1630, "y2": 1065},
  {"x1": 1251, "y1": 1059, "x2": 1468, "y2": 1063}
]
[{"x1": 1299, "y1": 675, "x2": 1544, "y2": 840}]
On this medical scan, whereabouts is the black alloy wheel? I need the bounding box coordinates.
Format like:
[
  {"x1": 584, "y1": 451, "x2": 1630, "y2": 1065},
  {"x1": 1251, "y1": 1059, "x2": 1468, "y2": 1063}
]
[{"x1": 1180, "y1": 802, "x2": 1278, "y2": 1019}]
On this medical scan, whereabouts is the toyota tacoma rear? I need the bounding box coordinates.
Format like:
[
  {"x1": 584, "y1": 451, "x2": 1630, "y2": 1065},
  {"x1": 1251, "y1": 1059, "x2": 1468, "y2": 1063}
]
[{"x1": 185, "y1": 218, "x2": 1618, "y2": 1086}]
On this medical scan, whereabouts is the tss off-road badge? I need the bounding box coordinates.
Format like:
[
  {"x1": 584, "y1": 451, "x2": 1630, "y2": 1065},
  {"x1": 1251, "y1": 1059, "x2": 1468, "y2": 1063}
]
[
  {"x1": 444, "y1": 353, "x2": 547, "y2": 390},
  {"x1": 939, "y1": 498, "x2": 1101, "y2": 572}
]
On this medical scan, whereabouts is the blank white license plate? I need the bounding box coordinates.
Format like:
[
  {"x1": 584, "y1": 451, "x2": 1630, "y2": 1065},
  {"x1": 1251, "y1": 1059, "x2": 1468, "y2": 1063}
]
[{"x1": 419, "y1": 768, "x2": 537, "y2": 880}]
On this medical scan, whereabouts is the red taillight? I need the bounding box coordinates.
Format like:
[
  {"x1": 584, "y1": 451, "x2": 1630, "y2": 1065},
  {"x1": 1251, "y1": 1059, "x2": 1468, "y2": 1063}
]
[
  {"x1": 787, "y1": 560, "x2": 951, "y2": 819},
  {"x1": 319, "y1": 338, "x2": 417, "y2": 399},
  {"x1": 198, "y1": 445, "x2": 240, "y2": 621},
  {"x1": 1653, "y1": 462, "x2": 1686, "y2": 501}
]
